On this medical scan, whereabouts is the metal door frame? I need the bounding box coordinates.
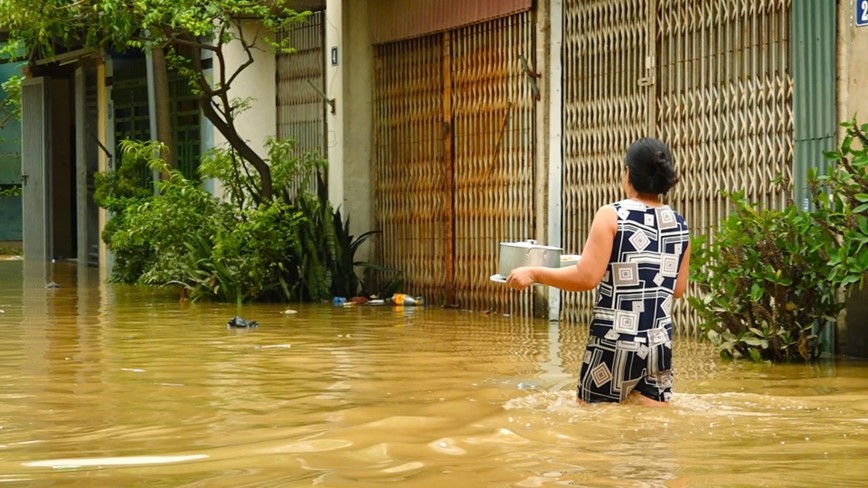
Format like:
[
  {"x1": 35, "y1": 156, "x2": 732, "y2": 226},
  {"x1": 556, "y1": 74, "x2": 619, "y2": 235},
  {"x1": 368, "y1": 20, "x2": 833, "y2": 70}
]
[{"x1": 21, "y1": 77, "x2": 52, "y2": 261}]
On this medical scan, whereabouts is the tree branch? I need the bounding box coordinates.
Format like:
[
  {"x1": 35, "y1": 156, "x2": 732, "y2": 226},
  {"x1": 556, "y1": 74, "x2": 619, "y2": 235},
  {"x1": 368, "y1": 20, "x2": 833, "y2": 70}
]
[{"x1": 222, "y1": 20, "x2": 257, "y2": 97}]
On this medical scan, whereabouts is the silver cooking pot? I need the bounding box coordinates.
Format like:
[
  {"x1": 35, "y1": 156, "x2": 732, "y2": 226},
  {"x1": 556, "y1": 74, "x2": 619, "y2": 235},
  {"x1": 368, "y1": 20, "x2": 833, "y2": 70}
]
[{"x1": 497, "y1": 239, "x2": 562, "y2": 278}]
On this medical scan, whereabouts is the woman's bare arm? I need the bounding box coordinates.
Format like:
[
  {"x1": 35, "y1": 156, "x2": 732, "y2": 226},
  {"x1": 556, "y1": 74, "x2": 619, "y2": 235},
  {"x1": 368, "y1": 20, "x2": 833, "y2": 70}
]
[
  {"x1": 673, "y1": 240, "x2": 691, "y2": 299},
  {"x1": 506, "y1": 206, "x2": 617, "y2": 291}
]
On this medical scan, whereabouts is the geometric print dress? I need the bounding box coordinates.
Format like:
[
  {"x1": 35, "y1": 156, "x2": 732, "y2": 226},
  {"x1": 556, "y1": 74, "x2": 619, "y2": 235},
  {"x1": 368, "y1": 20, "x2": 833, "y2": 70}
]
[{"x1": 577, "y1": 199, "x2": 690, "y2": 403}]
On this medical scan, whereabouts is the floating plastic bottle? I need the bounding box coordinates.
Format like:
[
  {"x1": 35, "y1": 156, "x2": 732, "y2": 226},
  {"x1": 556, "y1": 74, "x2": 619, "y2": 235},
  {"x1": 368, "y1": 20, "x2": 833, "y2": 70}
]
[{"x1": 389, "y1": 293, "x2": 424, "y2": 306}]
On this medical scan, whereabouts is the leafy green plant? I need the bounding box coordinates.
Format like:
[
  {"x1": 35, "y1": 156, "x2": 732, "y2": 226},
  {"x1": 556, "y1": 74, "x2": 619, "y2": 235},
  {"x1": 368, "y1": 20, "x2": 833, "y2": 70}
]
[
  {"x1": 171, "y1": 233, "x2": 244, "y2": 304},
  {"x1": 329, "y1": 206, "x2": 379, "y2": 298},
  {"x1": 690, "y1": 118, "x2": 868, "y2": 362},
  {"x1": 0, "y1": 185, "x2": 22, "y2": 198},
  {"x1": 328, "y1": 204, "x2": 405, "y2": 299},
  {"x1": 689, "y1": 195, "x2": 837, "y2": 362},
  {"x1": 96, "y1": 139, "x2": 392, "y2": 304},
  {"x1": 0, "y1": 0, "x2": 310, "y2": 202},
  {"x1": 132, "y1": 162, "x2": 221, "y2": 287},
  {"x1": 288, "y1": 171, "x2": 335, "y2": 301},
  {"x1": 93, "y1": 140, "x2": 159, "y2": 283},
  {"x1": 817, "y1": 119, "x2": 868, "y2": 288},
  {"x1": 1, "y1": 74, "x2": 22, "y2": 125}
]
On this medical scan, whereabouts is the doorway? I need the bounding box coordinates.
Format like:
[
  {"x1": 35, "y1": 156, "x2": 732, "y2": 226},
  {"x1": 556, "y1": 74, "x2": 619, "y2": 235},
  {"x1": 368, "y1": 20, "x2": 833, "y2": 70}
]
[{"x1": 372, "y1": 12, "x2": 537, "y2": 313}]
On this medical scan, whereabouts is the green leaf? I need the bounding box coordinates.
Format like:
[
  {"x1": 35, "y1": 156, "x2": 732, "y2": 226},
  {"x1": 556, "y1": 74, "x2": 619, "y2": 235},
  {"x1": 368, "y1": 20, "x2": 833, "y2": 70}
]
[
  {"x1": 750, "y1": 282, "x2": 763, "y2": 301},
  {"x1": 707, "y1": 329, "x2": 720, "y2": 344}
]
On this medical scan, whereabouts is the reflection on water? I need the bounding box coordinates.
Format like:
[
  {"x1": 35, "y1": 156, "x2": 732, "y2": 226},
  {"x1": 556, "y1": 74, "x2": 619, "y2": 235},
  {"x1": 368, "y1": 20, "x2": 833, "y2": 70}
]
[{"x1": 0, "y1": 260, "x2": 866, "y2": 487}]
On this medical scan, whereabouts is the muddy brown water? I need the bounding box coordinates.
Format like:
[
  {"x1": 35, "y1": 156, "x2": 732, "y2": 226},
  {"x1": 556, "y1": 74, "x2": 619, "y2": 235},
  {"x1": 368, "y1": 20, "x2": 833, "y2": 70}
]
[{"x1": 0, "y1": 260, "x2": 866, "y2": 487}]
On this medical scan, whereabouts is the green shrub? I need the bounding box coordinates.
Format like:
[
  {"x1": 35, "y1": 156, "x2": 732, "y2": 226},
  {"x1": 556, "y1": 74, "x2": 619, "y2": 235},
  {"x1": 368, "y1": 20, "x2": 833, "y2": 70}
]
[
  {"x1": 168, "y1": 200, "x2": 305, "y2": 304},
  {"x1": 0, "y1": 185, "x2": 21, "y2": 198},
  {"x1": 689, "y1": 194, "x2": 838, "y2": 362},
  {"x1": 330, "y1": 205, "x2": 385, "y2": 298},
  {"x1": 1, "y1": 75, "x2": 22, "y2": 122},
  {"x1": 95, "y1": 138, "x2": 390, "y2": 303},
  {"x1": 817, "y1": 119, "x2": 868, "y2": 288},
  {"x1": 93, "y1": 140, "x2": 158, "y2": 283},
  {"x1": 690, "y1": 119, "x2": 868, "y2": 362}
]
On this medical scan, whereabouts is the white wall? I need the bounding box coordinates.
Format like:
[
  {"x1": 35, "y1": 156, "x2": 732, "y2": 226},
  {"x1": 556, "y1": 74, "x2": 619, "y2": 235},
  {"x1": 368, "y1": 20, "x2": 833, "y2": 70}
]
[
  {"x1": 838, "y1": 1, "x2": 868, "y2": 357},
  {"x1": 839, "y1": 1, "x2": 868, "y2": 124},
  {"x1": 205, "y1": 10, "x2": 374, "y2": 247},
  {"x1": 324, "y1": 0, "x2": 374, "y2": 258},
  {"x1": 209, "y1": 20, "x2": 277, "y2": 198}
]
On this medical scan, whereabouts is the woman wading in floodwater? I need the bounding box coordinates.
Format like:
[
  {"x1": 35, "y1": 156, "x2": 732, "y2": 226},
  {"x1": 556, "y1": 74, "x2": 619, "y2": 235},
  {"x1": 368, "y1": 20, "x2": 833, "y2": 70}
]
[{"x1": 506, "y1": 138, "x2": 691, "y2": 406}]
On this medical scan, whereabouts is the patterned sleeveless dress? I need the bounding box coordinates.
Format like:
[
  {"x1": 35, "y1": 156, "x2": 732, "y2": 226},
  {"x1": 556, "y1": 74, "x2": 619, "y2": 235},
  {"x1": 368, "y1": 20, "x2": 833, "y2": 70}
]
[{"x1": 577, "y1": 199, "x2": 690, "y2": 403}]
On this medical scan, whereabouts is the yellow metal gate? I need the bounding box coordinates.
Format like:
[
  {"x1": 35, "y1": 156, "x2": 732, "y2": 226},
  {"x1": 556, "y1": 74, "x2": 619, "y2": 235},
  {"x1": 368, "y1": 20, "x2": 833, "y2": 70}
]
[
  {"x1": 561, "y1": 0, "x2": 794, "y2": 334},
  {"x1": 373, "y1": 13, "x2": 537, "y2": 313}
]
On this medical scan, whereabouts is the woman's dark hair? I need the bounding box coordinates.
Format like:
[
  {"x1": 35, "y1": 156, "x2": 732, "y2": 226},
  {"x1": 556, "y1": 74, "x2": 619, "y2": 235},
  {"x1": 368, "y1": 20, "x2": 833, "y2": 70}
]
[{"x1": 625, "y1": 138, "x2": 679, "y2": 195}]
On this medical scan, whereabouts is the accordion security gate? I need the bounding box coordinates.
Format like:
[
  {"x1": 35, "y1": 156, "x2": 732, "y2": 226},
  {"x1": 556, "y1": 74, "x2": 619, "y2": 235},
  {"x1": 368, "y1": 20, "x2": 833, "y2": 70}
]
[
  {"x1": 561, "y1": 0, "x2": 793, "y2": 335},
  {"x1": 373, "y1": 13, "x2": 537, "y2": 313},
  {"x1": 277, "y1": 10, "x2": 327, "y2": 183}
]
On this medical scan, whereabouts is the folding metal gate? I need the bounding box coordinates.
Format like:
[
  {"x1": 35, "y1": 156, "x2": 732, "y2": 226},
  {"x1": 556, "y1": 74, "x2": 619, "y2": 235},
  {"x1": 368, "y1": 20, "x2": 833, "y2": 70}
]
[
  {"x1": 277, "y1": 11, "x2": 327, "y2": 159},
  {"x1": 20, "y1": 77, "x2": 51, "y2": 261},
  {"x1": 373, "y1": 13, "x2": 537, "y2": 313},
  {"x1": 561, "y1": 0, "x2": 794, "y2": 334}
]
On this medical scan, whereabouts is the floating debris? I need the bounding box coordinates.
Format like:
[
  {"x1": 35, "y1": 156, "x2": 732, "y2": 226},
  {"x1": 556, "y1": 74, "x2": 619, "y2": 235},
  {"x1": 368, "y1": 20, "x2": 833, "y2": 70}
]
[
  {"x1": 227, "y1": 316, "x2": 259, "y2": 329},
  {"x1": 388, "y1": 294, "x2": 424, "y2": 306}
]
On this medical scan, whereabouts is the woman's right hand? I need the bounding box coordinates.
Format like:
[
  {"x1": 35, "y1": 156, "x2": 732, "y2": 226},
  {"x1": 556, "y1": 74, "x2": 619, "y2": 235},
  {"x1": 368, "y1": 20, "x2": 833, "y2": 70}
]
[{"x1": 506, "y1": 266, "x2": 537, "y2": 290}]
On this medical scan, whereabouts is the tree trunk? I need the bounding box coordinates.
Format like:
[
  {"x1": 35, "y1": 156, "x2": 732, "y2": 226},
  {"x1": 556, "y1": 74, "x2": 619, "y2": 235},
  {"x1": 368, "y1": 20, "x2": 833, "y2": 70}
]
[
  {"x1": 151, "y1": 46, "x2": 175, "y2": 171},
  {"x1": 185, "y1": 42, "x2": 274, "y2": 202}
]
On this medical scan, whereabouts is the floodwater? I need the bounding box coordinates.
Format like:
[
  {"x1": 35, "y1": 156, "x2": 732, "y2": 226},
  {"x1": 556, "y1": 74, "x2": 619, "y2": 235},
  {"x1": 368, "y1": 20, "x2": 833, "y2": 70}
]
[{"x1": 0, "y1": 261, "x2": 866, "y2": 487}]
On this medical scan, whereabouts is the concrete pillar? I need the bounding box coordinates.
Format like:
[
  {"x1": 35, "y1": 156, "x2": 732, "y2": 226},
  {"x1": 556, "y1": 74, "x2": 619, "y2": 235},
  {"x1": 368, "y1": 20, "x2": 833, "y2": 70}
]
[
  {"x1": 97, "y1": 58, "x2": 109, "y2": 281},
  {"x1": 339, "y1": 0, "x2": 374, "y2": 259},
  {"x1": 325, "y1": 0, "x2": 345, "y2": 210},
  {"x1": 545, "y1": 0, "x2": 564, "y2": 320}
]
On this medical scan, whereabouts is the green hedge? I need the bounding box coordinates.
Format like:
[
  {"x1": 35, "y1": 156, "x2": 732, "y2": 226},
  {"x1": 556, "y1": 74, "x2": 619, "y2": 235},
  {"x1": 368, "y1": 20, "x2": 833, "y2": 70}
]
[{"x1": 690, "y1": 119, "x2": 868, "y2": 362}]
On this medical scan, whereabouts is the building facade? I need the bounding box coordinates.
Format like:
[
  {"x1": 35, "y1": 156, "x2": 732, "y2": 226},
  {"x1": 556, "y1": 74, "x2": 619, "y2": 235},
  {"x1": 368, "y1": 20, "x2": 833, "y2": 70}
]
[{"x1": 13, "y1": 1, "x2": 868, "y2": 354}]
